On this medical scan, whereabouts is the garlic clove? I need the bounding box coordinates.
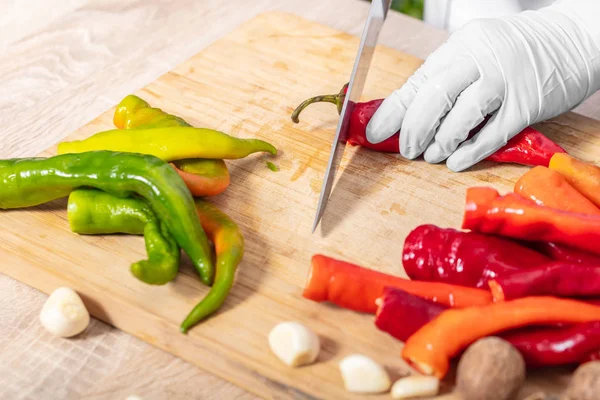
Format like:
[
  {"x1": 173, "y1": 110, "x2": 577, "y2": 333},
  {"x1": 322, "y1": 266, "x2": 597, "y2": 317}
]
[
  {"x1": 40, "y1": 287, "x2": 90, "y2": 338},
  {"x1": 391, "y1": 376, "x2": 440, "y2": 399},
  {"x1": 268, "y1": 321, "x2": 320, "y2": 367},
  {"x1": 339, "y1": 354, "x2": 391, "y2": 393}
]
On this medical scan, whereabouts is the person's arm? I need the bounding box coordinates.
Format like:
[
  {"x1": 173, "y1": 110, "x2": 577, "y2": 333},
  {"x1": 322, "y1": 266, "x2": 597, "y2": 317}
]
[{"x1": 367, "y1": 0, "x2": 600, "y2": 172}]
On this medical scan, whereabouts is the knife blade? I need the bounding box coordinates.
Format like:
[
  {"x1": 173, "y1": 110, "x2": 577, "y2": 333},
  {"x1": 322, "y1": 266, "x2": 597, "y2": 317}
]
[{"x1": 312, "y1": 0, "x2": 392, "y2": 233}]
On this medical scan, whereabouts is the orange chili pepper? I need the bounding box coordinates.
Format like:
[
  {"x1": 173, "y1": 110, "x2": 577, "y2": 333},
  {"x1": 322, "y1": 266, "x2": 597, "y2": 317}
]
[
  {"x1": 303, "y1": 255, "x2": 492, "y2": 313},
  {"x1": 402, "y1": 296, "x2": 600, "y2": 378},
  {"x1": 514, "y1": 165, "x2": 600, "y2": 216},
  {"x1": 462, "y1": 187, "x2": 600, "y2": 256},
  {"x1": 549, "y1": 153, "x2": 600, "y2": 208},
  {"x1": 171, "y1": 159, "x2": 230, "y2": 197}
]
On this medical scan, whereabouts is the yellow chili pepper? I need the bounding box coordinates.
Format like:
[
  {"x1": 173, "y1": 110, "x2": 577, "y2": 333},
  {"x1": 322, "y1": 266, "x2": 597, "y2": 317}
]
[{"x1": 57, "y1": 126, "x2": 276, "y2": 161}]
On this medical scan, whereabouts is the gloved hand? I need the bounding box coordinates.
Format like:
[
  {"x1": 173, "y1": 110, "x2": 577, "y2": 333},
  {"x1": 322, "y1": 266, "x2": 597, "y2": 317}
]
[{"x1": 366, "y1": 0, "x2": 600, "y2": 172}]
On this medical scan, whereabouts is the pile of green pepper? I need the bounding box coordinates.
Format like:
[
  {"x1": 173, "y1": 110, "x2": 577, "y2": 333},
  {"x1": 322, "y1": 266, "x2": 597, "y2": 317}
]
[{"x1": 0, "y1": 95, "x2": 276, "y2": 333}]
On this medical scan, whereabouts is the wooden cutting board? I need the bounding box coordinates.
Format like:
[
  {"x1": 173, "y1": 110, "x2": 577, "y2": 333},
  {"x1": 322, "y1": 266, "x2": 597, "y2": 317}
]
[{"x1": 2, "y1": 11, "x2": 600, "y2": 399}]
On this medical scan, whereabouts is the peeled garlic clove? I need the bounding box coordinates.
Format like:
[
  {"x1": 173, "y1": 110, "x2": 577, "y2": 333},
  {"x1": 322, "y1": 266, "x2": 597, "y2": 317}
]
[
  {"x1": 391, "y1": 376, "x2": 440, "y2": 399},
  {"x1": 339, "y1": 354, "x2": 391, "y2": 393},
  {"x1": 268, "y1": 321, "x2": 320, "y2": 367},
  {"x1": 40, "y1": 287, "x2": 90, "y2": 338}
]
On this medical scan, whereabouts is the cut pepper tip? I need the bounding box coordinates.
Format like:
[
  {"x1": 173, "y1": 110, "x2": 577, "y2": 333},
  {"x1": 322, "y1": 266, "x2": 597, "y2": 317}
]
[{"x1": 488, "y1": 280, "x2": 505, "y2": 302}]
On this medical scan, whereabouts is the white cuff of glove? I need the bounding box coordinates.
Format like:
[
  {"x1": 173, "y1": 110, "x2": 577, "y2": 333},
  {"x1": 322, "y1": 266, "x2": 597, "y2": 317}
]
[{"x1": 550, "y1": 0, "x2": 600, "y2": 49}]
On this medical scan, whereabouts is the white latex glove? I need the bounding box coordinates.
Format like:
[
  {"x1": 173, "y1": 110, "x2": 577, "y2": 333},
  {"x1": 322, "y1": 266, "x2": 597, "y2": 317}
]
[{"x1": 366, "y1": 0, "x2": 600, "y2": 172}]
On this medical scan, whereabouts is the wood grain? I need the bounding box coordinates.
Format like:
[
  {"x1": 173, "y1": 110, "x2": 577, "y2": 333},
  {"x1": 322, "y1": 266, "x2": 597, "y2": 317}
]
[
  {"x1": 0, "y1": 2, "x2": 449, "y2": 399},
  {"x1": 3, "y1": 2, "x2": 600, "y2": 400},
  {"x1": 4, "y1": 10, "x2": 600, "y2": 399}
]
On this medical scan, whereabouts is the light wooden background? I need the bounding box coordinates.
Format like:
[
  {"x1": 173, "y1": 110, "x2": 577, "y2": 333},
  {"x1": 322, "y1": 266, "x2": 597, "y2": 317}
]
[{"x1": 2, "y1": 1, "x2": 600, "y2": 399}]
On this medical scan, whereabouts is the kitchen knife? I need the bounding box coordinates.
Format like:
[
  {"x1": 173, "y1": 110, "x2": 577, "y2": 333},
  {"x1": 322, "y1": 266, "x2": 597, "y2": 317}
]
[{"x1": 312, "y1": 0, "x2": 392, "y2": 233}]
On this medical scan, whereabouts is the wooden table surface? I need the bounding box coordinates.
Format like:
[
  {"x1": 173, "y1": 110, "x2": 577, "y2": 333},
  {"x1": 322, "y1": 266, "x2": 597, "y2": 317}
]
[{"x1": 2, "y1": 1, "x2": 600, "y2": 399}]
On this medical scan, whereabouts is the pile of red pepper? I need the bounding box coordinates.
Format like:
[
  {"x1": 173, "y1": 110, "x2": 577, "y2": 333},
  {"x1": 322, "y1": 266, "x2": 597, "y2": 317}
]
[{"x1": 302, "y1": 152, "x2": 600, "y2": 379}]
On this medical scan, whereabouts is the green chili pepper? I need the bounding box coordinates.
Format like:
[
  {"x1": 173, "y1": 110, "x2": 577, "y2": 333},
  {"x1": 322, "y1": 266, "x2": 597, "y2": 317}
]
[
  {"x1": 266, "y1": 161, "x2": 279, "y2": 172},
  {"x1": 67, "y1": 189, "x2": 179, "y2": 285},
  {"x1": 57, "y1": 127, "x2": 277, "y2": 160},
  {"x1": 180, "y1": 199, "x2": 244, "y2": 333},
  {"x1": 62, "y1": 184, "x2": 244, "y2": 332},
  {"x1": 0, "y1": 151, "x2": 214, "y2": 285}
]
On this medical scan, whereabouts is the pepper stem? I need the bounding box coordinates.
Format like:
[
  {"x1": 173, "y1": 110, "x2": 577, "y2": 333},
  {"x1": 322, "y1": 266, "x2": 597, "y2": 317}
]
[{"x1": 290, "y1": 83, "x2": 349, "y2": 123}]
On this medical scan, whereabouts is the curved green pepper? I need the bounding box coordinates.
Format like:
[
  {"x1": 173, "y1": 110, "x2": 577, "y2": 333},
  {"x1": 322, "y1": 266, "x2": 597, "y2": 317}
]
[
  {"x1": 67, "y1": 189, "x2": 179, "y2": 285},
  {"x1": 57, "y1": 127, "x2": 277, "y2": 160},
  {"x1": 180, "y1": 199, "x2": 244, "y2": 333},
  {"x1": 60, "y1": 184, "x2": 244, "y2": 332},
  {"x1": 0, "y1": 151, "x2": 213, "y2": 285}
]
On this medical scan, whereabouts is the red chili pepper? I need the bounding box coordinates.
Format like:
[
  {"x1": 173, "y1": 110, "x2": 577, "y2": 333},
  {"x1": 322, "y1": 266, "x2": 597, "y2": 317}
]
[
  {"x1": 584, "y1": 350, "x2": 600, "y2": 362},
  {"x1": 302, "y1": 254, "x2": 492, "y2": 313},
  {"x1": 488, "y1": 263, "x2": 600, "y2": 301},
  {"x1": 486, "y1": 127, "x2": 567, "y2": 167},
  {"x1": 501, "y1": 322, "x2": 600, "y2": 368},
  {"x1": 462, "y1": 187, "x2": 600, "y2": 256},
  {"x1": 529, "y1": 242, "x2": 600, "y2": 265},
  {"x1": 375, "y1": 287, "x2": 600, "y2": 368},
  {"x1": 291, "y1": 84, "x2": 398, "y2": 152},
  {"x1": 375, "y1": 287, "x2": 447, "y2": 342},
  {"x1": 401, "y1": 296, "x2": 600, "y2": 378},
  {"x1": 291, "y1": 83, "x2": 566, "y2": 167},
  {"x1": 403, "y1": 224, "x2": 550, "y2": 288}
]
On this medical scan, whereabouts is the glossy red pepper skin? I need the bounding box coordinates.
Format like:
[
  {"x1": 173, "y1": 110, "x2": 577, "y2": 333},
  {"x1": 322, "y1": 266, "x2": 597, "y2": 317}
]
[
  {"x1": 530, "y1": 242, "x2": 600, "y2": 265},
  {"x1": 345, "y1": 99, "x2": 400, "y2": 152},
  {"x1": 489, "y1": 263, "x2": 600, "y2": 301},
  {"x1": 584, "y1": 350, "x2": 600, "y2": 362},
  {"x1": 402, "y1": 225, "x2": 551, "y2": 288},
  {"x1": 501, "y1": 322, "x2": 600, "y2": 368},
  {"x1": 375, "y1": 287, "x2": 447, "y2": 342},
  {"x1": 463, "y1": 187, "x2": 600, "y2": 256},
  {"x1": 291, "y1": 84, "x2": 566, "y2": 167},
  {"x1": 485, "y1": 127, "x2": 566, "y2": 167},
  {"x1": 376, "y1": 287, "x2": 600, "y2": 368}
]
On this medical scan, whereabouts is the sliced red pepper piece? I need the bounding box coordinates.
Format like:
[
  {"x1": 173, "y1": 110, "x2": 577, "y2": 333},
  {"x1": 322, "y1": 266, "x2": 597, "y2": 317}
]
[
  {"x1": 462, "y1": 187, "x2": 600, "y2": 256},
  {"x1": 303, "y1": 254, "x2": 492, "y2": 313},
  {"x1": 489, "y1": 263, "x2": 600, "y2": 301},
  {"x1": 402, "y1": 296, "x2": 600, "y2": 378},
  {"x1": 403, "y1": 224, "x2": 550, "y2": 288}
]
